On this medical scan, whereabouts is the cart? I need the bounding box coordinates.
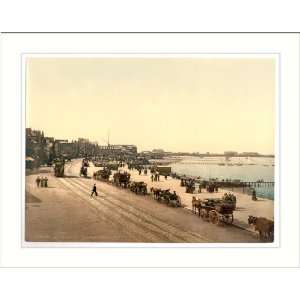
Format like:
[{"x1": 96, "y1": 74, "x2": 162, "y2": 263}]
[
  {"x1": 199, "y1": 199, "x2": 234, "y2": 225},
  {"x1": 129, "y1": 181, "x2": 147, "y2": 195}
]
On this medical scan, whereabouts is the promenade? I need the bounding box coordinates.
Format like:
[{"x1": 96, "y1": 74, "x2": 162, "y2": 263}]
[
  {"x1": 25, "y1": 159, "x2": 259, "y2": 243},
  {"x1": 115, "y1": 164, "x2": 274, "y2": 230}
]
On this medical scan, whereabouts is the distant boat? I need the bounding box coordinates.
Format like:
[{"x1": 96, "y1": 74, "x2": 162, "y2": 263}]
[{"x1": 218, "y1": 163, "x2": 225, "y2": 166}]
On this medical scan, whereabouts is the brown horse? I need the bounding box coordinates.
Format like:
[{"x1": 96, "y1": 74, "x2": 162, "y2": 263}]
[
  {"x1": 248, "y1": 216, "x2": 274, "y2": 242},
  {"x1": 192, "y1": 196, "x2": 201, "y2": 216}
]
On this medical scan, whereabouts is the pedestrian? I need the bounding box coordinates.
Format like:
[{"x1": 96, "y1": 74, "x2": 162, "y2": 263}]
[
  {"x1": 151, "y1": 174, "x2": 154, "y2": 182},
  {"x1": 165, "y1": 174, "x2": 168, "y2": 180},
  {"x1": 198, "y1": 185, "x2": 202, "y2": 193},
  {"x1": 40, "y1": 177, "x2": 45, "y2": 187},
  {"x1": 91, "y1": 183, "x2": 98, "y2": 197},
  {"x1": 172, "y1": 191, "x2": 177, "y2": 200},
  {"x1": 36, "y1": 176, "x2": 41, "y2": 188},
  {"x1": 44, "y1": 176, "x2": 48, "y2": 188},
  {"x1": 252, "y1": 189, "x2": 257, "y2": 201}
]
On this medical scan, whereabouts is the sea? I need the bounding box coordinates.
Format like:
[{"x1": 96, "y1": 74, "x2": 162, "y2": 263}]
[{"x1": 168, "y1": 156, "x2": 275, "y2": 200}]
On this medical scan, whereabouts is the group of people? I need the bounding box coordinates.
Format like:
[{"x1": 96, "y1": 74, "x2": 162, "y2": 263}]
[
  {"x1": 35, "y1": 176, "x2": 48, "y2": 188},
  {"x1": 206, "y1": 183, "x2": 219, "y2": 193},
  {"x1": 137, "y1": 167, "x2": 148, "y2": 176},
  {"x1": 151, "y1": 172, "x2": 160, "y2": 182}
]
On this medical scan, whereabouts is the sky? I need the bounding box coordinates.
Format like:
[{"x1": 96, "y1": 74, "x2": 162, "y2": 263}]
[{"x1": 26, "y1": 57, "x2": 275, "y2": 154}]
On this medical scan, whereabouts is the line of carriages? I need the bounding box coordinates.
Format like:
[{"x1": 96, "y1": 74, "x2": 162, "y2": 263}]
[
  {"x1": 92, "y1": 166, "x2": 274, "y2": 241},
  {"x1": 93, "y1": 169, "x2": 181, "y2": 208}
]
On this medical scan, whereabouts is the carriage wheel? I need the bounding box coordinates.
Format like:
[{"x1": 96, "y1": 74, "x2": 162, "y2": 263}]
[
  {"x1": 226, "y1": 214, "x2": 234, "y2": 224},
  {"x1": 209, "y1": 210, "x2": 219, "y2": 225}
]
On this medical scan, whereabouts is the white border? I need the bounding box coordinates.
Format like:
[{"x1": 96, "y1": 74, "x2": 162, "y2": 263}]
[
  {"x1": 1, "y1": 33, "x2": 299, "y2": 267},
  {"x1": 21, "y1": 52, "x2": 280, "y2": 249}
]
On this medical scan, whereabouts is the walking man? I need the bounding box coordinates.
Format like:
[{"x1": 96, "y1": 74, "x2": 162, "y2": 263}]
[
  {"x1": 91, "y1": 183, "x2": 98, "y2": 197},
  {"x1": 36, "y1": 176, "x2": 41, "y2": 188},
  {"x1": 44, "y1": 176, "x2": 48, "y2": 188}
]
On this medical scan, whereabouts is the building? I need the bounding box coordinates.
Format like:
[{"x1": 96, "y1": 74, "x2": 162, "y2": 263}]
[
  {"x1": 77, "y1": 138, "x2": 90, "y2": 157},
  {"x1": 26, "y1": 128, "x2": 48, "y2": 166},
  {"x1": 54, "y1": 140, "x2": 78, "y2": 158},
  {"x1": 151, "y1": 149, "x2": 165, "y2": 159},
  {"x1": 240, "y1": 152, "x2": 260, "y2": 157},
  {"x1": 152, "y1": 149, "x2": 164, "y2": 153},
  {"x1": 26, "y1": 127, "x2": 139, "y2": 165},
  {"x1": 224, "y1": 151, "x2": 238, "y2": 156},
  {"x1": 97, "y1": 144, "x2": 137, "y2": 158}
]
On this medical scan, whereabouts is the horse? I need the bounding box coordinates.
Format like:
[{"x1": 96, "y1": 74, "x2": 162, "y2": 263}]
[
  {"x1": 248, "y1": 215, "x2": 274, "y2": 241},
  {"x1": 192, "y1": 196, "x2": 201, "y2": 216}
]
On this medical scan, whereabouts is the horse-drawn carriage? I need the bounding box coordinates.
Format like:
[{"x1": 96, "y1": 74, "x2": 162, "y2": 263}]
[
  {"x1": 192, "y1": 195, "x2": 236, "y2": 225},
  {"x1": 199, "y1": 199, "x2": 235, "y2": 225},
  {"x1": 113, "y1": 172, "x2": 131, "y2": 188},
  {"x1": 129, "y1": 181, "x2": 147, "y2": 195},
  {"x1": 221, "y1": 192, "x2": 237, "y2": 209},
  {"x1": 82, "y1": 158, "x2": 89, "y2": 167},
  {"x1": 80, "y1": 166, "x2": 88, "y2": 177},
  {"x1": 53, "y1": 158, "x2": 65, "y2": 177},
  {"x1": 181, "y1": 177, "x2": 196, "y2": 193},
  {"x1": 186, "y1": 184, "x2": 195, "y2": 194},
  {"x1": 151, "y1": 188, "x2": 182, "y2": 207},
  {"x1": 93, "y1": 168, "x2": 112, "y2": 181}
]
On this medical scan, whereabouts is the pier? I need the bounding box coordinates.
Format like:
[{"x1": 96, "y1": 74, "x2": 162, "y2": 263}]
[{"x1": 242, "y1": 181, "x2": 274, "y2": 187}]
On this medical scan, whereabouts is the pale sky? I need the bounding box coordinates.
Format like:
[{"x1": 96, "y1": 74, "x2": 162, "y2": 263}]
[{"x1": 26, "y1": 57, "x2": 275, "y2": 154}]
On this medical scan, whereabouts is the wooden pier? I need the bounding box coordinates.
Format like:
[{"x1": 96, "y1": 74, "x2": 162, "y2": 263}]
[{"x1": 242, "y1": 181, "x2": 274, "y2": 187}]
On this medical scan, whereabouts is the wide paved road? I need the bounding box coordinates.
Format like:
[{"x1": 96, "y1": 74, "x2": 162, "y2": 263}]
[{"x1": 25, "y1": 159, "x2": 258, "y2": 243}]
